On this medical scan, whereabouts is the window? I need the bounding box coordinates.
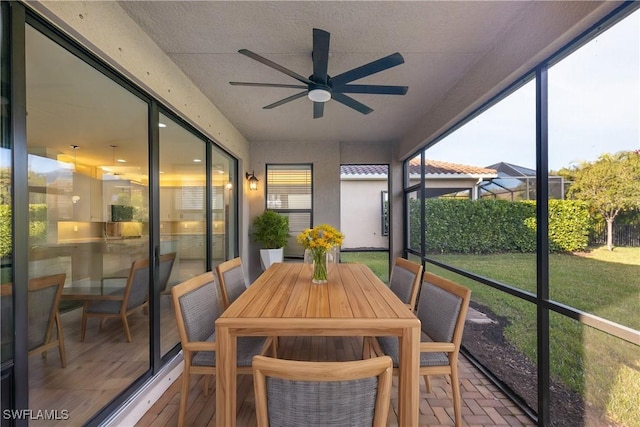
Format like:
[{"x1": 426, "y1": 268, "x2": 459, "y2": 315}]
[
  {"x1": 266, "y1": 164, "x2": 312, "y2": 257},
  {"x1": 381, "y1": 191, "x2": 389, "y2": 236},
  {"x1": 26, "y1": 23, "x2": 149, "y2": 423}
]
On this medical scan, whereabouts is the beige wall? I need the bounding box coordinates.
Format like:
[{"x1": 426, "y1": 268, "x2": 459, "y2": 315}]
[
  {"x1": 248, "y1": 141, "x2": 341, "y2": 280},
  {"x1": 340, "y1": 179, "x2": 389, "y2": 249}
]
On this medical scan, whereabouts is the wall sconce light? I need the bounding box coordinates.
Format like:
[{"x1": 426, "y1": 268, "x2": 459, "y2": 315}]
[{"x1": 245, "y1": 171, "x2": 259, "y2": 191}]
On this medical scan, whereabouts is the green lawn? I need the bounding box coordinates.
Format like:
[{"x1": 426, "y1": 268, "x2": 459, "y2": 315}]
[
  {"x1": 340, "y1": 251, "x2": 390, "y2": 283},
  {"x1": 428, "y1": 246, "x2": 640, "y2": 426}
]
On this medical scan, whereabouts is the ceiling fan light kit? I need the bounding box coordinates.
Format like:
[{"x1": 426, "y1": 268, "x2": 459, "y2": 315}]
[
  {"x1": 230, "y1": 28, "x2": 408, "y2": 118},
  {"x1": 308, "y1": 88, "x2": 331, "y2": 103}
]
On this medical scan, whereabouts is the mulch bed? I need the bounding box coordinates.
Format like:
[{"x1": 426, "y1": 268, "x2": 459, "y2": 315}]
[{"x1": 463, "y1": 301, "x2": 618, "y2": 427}]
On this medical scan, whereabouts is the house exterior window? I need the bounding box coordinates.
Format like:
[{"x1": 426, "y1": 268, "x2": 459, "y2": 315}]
[
  {"x1": 381, "y1": 191, "x2": 389, "y2": 236},
  {"x1": 265, "y1": 164, "x2": 312, "y2": 257}
]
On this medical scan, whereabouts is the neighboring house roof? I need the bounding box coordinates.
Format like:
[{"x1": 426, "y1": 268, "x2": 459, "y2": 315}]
[
  {"x1": 340, "y1": 160, "x2": 497, "y2": 178},
  {"x1": 485, "y1": 162, "x2": 536, "y2": 178},
  {"x1": 341, "y1": 165, "x2": 389, "y2": 176},
  {"x1": 412, "y1": 159, "x2": 497, "y2": 176}
]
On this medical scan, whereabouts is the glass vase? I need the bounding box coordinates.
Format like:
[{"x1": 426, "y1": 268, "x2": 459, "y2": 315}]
[{"x1": 304, "y1": 247, "x2": 339, "y2": 284}]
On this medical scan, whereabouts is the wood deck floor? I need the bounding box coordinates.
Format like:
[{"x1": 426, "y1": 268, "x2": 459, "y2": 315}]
[{"x1": 138, "y1": 336, "x2": 536, "y2": 427}]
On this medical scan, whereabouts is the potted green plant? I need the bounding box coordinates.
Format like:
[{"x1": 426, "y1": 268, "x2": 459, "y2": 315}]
[{"x1": 251, "y1": 210, "x2": 290, "y2": 270}]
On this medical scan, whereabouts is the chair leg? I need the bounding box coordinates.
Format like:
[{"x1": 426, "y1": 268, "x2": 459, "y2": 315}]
[
  {"x1": 56, "y1": 312, "x2": 66, "y2": 368},
  {"x1": 203, "y1": 375, "x2": 209, "y2": 397},
  {"x1": 424, "y1": 375, "x2": 432, "y2": 393},
  {"x1": 80, "y1": 311, "x2": 88, "y2": 342},
  {"x1": 99, "y1": 318, "x2": 106, "y2": 330},
  {"x1": 178, "y1": 370, "x2": 190, "y2": 427},
  {"x1": 122, "y1": 314, "x2": 132, "y2": 342},
  {"x1": 450, "y1": 368, "x2": 462, "y2": 427},
  {"x1": 362, "y1": 337, "x2": 372, "y2": 359}
]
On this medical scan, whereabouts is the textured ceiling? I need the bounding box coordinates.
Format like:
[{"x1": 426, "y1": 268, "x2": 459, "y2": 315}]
[{"x1": 118, "y1": 1, "x2": 535, "y2": 144}]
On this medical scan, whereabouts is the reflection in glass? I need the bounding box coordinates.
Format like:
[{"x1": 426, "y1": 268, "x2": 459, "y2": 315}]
[
  {"x1": 26, "y1": 25, "x2": 149, "y2": 424},
  {"x1": 159, "y1": 113, "x2": 206, "y2": 356},
  {"x1": 1, "y1": 4, "x2": 11, "y2": 363},
  {"x1": 211, "y1": 145, "x2": 237, "y2": 267}
]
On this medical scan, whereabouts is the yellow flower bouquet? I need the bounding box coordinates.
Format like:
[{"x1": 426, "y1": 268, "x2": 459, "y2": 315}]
[{"x1": 296, "y1": 224, "x2": 344, "y2": 283}]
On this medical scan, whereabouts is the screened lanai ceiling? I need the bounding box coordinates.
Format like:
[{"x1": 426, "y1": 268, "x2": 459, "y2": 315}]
[{"x1": 114, "y1": 1, "x2": 621, "y2": 151}]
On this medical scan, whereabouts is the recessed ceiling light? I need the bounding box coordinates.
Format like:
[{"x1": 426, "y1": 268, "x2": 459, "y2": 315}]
[
  {"x1": 117, "y1": 159, "x2": 126, "y2": 163},
  {"x1": 193, "y1": 159, "x2": 202, "y2": 163},
  {"x1": 159, "y1": 123, "x2": 167, "y2": 128}
]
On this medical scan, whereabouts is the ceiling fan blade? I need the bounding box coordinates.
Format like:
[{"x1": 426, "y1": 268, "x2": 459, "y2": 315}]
[
  {"x1": 312, "y1": 28, "x2": 330, "y2": 84},
  {"x1": 334, "y1": 84, "x2": 408, "y2": 95},
  {"x1": 239, "y1": 49, "x2": 313, "y2": 85},
  {"x1": 331, "y1": 93, "x2": 373, "y2": 115},
  {"x1": 330, "y1": 52, "x2": 405, "y2": 86},
  {"x1": 230, "y1": 82, "x2": 307, "y2": 89},
  {"x1": 313, "y1": 102, "x2": 324, "y2": 119},
  {"x1": 263, "y1": 91, "x2": 308, "y2": 109}
]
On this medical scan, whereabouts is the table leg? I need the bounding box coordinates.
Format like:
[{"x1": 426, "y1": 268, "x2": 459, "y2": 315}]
[
  {"x1": 216, "y1": 326, "x2": 236, "y2": 427},
  {"x1": 398, "y1": 325, "x2": 420, "y2": 426}
]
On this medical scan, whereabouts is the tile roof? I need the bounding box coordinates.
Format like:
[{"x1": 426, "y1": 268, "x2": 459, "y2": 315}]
[
  {"x1": 340, "y1": 164, "x2": 389, "y2": 175},
  {"x1": 340, "y1": 160, "x2": 496, "y2": 176}
]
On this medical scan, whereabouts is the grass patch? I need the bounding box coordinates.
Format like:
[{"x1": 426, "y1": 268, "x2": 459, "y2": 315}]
[
  {"x1": 340, "y1": 251, "x2": 389, "y2": 283},
  {"x1": 429, "y1": 246, "x2": 640, "y2": 426}
]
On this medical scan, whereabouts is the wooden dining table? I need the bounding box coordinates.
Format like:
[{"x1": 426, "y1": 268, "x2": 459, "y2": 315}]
[{"x1": 215, "y1": 262, "x2": 421, "y2": 426}]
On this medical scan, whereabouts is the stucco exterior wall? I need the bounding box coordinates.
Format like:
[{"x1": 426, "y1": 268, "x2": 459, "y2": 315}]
[{"x1": 340, "y1": 179, "x2": 389, "y2": 249}]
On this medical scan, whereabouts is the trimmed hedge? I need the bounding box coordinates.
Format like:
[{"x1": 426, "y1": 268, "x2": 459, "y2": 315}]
[
  {"x1": 0, "y1": 204, "x2": 48, "y2": 258},
  {"x1": 410, "y1": 199, "x2": 591, "y2": 254}
]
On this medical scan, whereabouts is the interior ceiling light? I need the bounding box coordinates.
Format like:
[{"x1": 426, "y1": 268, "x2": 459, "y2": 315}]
[
  {"x1": 70, "y1": 145, "x2": 79, "y2": 170},
  {"x1": 103, "y1": 145, "x2": 121, "y2": 176},
  {"x1": 193, "y1": 159, "x2": 202, "y2": 163},
  {"x1": 159, "y1": 122, "x2": 167, "y2": 128}
]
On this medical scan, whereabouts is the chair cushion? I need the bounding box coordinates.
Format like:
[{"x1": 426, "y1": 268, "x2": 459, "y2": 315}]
[
  {"x1": 266, "y1": 377, "x2": 378, "y2": 427},
  {"x1": 221, "y1": 266, "x2": 246, "y2": 305},
  {"x1": 85, "y1": 288, "x2": 125, "y2": 314},
  {"x1": 417, "y1": 282, "x2": 462, "y2": 343},
  {"x1": 376, "y1": 335, "x2": 449, "y2": 368},
  {"x1": 179, "y1": 281, "x2": 220, "y2": 342},
  {"x1": 389, "y1": 265, "x2": 416, "y2": 304},
  {"x1": 191, "y1": 333, "x2": 268, "y2": 367}
]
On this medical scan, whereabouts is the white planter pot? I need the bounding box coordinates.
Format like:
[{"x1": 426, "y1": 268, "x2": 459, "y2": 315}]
[{"x1": 259, "y1": 248, "x2": 284, "y2": 271}]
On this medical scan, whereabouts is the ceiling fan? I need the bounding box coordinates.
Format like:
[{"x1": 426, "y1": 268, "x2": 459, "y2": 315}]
[{"x1": 230, "y1": 28, "x2": 408, "y2": 119}]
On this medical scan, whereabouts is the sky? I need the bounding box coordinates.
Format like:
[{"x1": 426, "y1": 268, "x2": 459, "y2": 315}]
[{"x1": 426, "y1": 8, "x2": 640, "y2": 172}]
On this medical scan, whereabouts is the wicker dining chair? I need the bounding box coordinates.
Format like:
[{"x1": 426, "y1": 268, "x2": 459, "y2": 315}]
[
  {"x1": 216, "y1": 257, "x2": 248, "y2": 308},
  {"x1": 171, "y1": 271, "x2": 275, "y2": 427},
  {"x1": 80, "y1": 258, "x2": 150, "y2": 343},
  {"x1": 1, "y1": 273, "x2": 67, "y2": 367},
  {"x1": 363, "y1": 257, "x2": 423, "y2": 357},
  {"x1": 369, "y1": 272, "x2": 471, "y2": 427},
  {"x1": 252, "y1": 355, "x2": 393, "y2": 427}
]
